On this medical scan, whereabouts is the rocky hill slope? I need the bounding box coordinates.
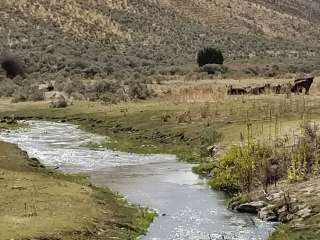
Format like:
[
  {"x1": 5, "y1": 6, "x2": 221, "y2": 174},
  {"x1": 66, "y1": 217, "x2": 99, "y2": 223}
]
[{"x1": 0, "y1": 0, "x2": 320, "y2": 79}]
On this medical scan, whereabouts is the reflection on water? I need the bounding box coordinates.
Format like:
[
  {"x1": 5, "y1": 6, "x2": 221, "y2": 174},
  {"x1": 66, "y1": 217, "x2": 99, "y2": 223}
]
[{"x1": 0, "y1": 121, "x2": 275, "y2": 240}]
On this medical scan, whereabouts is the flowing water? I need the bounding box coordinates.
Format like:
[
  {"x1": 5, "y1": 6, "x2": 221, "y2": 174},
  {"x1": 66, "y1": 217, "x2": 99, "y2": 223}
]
[{"x1": 0, "y1": 121, "x2": 276, "y2": 240}]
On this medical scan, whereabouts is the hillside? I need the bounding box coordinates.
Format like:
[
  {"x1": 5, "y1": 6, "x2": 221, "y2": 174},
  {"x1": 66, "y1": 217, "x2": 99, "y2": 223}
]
[
  {"x1": 248, "y1": 0, "x2": 320, "y2": 24},
  {"x1": 0, "y1": 0, "x2": 320, "y2": 79}
]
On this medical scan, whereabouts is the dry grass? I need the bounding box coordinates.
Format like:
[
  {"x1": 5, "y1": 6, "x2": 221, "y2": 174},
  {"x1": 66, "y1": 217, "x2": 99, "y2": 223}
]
[
  {"x1": 1, "y1": 0, "x2": 320, "y2": 84},
  {"x1": 0, "y1": 142, "x2": 98, "y2": 240},
  {"x1": 2, "y1": 76, "x2": 320, "y2": 153},
  {"x1": 163, "y1": 0, "x2": 320, "y2": 44},
  {"x1": 0, "y1": 140, "x2": 154, "y2": 240},
  {"x1": 0, "y1": 170, "x2": 98, "y2": 239},
  {"x1": 162, "y1": 76, "x2": 320, "y2": 144},
  {"x1": 3, "y1": 0, "x2": 130, "y2": 43},
  {"x1": 2, "y1": 77, "x2": 320, "y2": 140}
]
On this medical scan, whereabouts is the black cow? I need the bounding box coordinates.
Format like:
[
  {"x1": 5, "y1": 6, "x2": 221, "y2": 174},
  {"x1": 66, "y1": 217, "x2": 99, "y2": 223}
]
[{"x1": 291, "y1": 76, "x2": 314, "y2": 95}]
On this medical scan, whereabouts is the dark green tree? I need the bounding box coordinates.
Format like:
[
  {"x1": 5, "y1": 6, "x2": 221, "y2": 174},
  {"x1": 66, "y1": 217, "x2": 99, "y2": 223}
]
[{"x1": 197, "y1": 47, "x2": 224, "y2": 67}]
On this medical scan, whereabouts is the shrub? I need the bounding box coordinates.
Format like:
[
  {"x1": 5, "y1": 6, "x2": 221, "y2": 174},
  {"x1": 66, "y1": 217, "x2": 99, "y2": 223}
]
[
  {"x1": 209, "y1": 121, "x2": 320, "y2": 194},
  {"x1": 288, "y1": 122, "x2": 320, "y2": 181},
  {"x1": 85, "y1": 80, "x2": 122, "y2": 102},
  {"x1": 11, "y1": 88, "x2": 28, "y2": 103},
  {"x1": 209, "y1": 143, "x2": 272, "y2": 192},
  {"x1": 94, "y1": 80, "x2": 120, "y2": 95},
  {"x1": 54, "y1": 80, "x2": 65, "y2": 92},
  {"x1": 200, "y1": 102, "x2": 211, "y2": 118},
  {"x1": 11, "y1": 85, "x2": 44, "y2": 103},
  {"x1": 0, "y1": 80, "x2": 17, "y2": 97},
  {"x1": 28, "y1": 88, "x2": 44, "y2": 101},
  {"x1": 199, "y1": 126, "x2": 223, "y2": 157},
  {"x1": 176, "y1": 110, "x2": 192, "y2": 123},
  {"x1": 70, "y1": 92, "x2": 85, "y2": 101},
  {"x1": 128, "y1": 82, "x2": 153, "y2": 100},
  {"x1": 197, "y1": 47, "x2": 224, "y2": 67},
  {"x1": 63, "y1": 80, "x2": 86, "y2": 96},
  {"x1": 100, "y1": 93, "x2": 119, "y2": 104},
  {"x1": 200, "y1": 126, "x2": 223, "y2": 146}
]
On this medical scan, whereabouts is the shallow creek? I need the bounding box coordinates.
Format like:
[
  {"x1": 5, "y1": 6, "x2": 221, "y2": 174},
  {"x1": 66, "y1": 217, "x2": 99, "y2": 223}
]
[{"x1": 0, "y1": 121, "x2": 275, "y2": 240}]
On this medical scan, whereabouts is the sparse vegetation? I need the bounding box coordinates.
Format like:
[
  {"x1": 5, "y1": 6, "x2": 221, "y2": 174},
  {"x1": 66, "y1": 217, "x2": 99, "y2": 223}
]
[
  {"x1": 0, "y1": 0, "x2": 320, "y2": 87},
  {"x1": 128, "y1": 82, "x2": 154, "y2": 100},
  {"x1": 200, "y1": 126, "x2": 223, "y2": 157},
  {"x1": 200, "y1": 102, "x2": 211, "y2": 119},
  {"x1": 0, "y1": 79, "x2": 17, "y2": 97},
  {"x1": 11, "y1": 86, "x2": 44, "y2": 103},
  {"x1": 208, "y1": 120, "x2": 320, "y2": 191}
]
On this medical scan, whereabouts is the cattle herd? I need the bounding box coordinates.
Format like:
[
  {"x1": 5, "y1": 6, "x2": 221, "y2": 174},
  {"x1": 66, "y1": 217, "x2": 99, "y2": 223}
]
[{"x1": 227, "y1": 76, "x2": 314, "y2": 96}]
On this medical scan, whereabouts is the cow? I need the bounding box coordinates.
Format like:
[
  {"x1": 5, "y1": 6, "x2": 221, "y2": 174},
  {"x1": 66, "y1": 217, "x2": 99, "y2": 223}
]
[
  {"x1": 226, "y1": 85, "x2": 247, "y2": 95},
  {"x1": 250, "y1": 85, "x2": 268, "y2": 95},
  {"x1": 271, "y1": 84, "x2": 282, "y2": 94},
  {"x1": 291, "y1": 76, "x2": 314, "y2": 95}
]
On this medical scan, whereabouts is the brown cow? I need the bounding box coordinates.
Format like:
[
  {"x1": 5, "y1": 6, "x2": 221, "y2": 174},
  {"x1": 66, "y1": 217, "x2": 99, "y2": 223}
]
[
  {"x1": 271, "y1": 84, "x2": 282, "y2": 94},
  {"x1": 262, "y1": 158, "x2": 280, "y2": 192},
  {"x1": 226, "y1": 85, "x2": 246, "y2": 95},
  {"x1": 250, "y1": 85, "x2": 267, "y2": 95}
]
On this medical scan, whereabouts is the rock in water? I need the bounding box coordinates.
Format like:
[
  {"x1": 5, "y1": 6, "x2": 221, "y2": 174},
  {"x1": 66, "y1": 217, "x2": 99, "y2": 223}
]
[
  {"x1": 259, "y1": 205, "x2": 278, "y2": 221},
  {"x1": 236, "y1": 201, "x2": 267, "y2": 214}
]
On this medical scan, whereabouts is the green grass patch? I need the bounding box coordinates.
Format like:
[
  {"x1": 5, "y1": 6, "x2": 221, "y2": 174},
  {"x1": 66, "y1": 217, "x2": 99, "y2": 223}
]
[
  {"x1": 269, "y1": 224, "x2": 320, "y2": 240},
  {"x1": 192, "y1": 160, "x2": 216, "y2": 176},
  {"x1": 93, "y1": 186, "x2": 157, "y2": 238},
  {"x1": 98, "y1": 135, "x2": 201, "y2": 163}
]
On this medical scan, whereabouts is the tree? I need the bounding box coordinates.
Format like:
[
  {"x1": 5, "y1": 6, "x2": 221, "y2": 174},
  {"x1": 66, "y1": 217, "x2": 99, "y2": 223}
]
[
  {"x1": 0, "y1": 55, "x2": 25, "y2": 79},
  {"x1": 197, "y1": 47, "x2": 224, "y2": 67}
]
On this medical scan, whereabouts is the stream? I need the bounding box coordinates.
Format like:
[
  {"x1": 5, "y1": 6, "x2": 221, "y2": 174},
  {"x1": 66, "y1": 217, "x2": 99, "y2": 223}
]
[{"x1": 0, "y1": 121, "x2": 275, "y2": 240}]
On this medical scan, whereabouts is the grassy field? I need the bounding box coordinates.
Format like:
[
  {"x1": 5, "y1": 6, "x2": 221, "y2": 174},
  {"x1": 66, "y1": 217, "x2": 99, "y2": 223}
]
[
  {"x1": 0, "y1": 139, "x2": 154, "y2": 240},
  {"x1": 1, "y1": 78, "x2": 319, "y2": 166},
  {"x1": 1, "y1": 77, "x2": 319, "y2": 156},
  {"x1": 1, "y1": 76, "x2": 320, "y2": 239}
]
